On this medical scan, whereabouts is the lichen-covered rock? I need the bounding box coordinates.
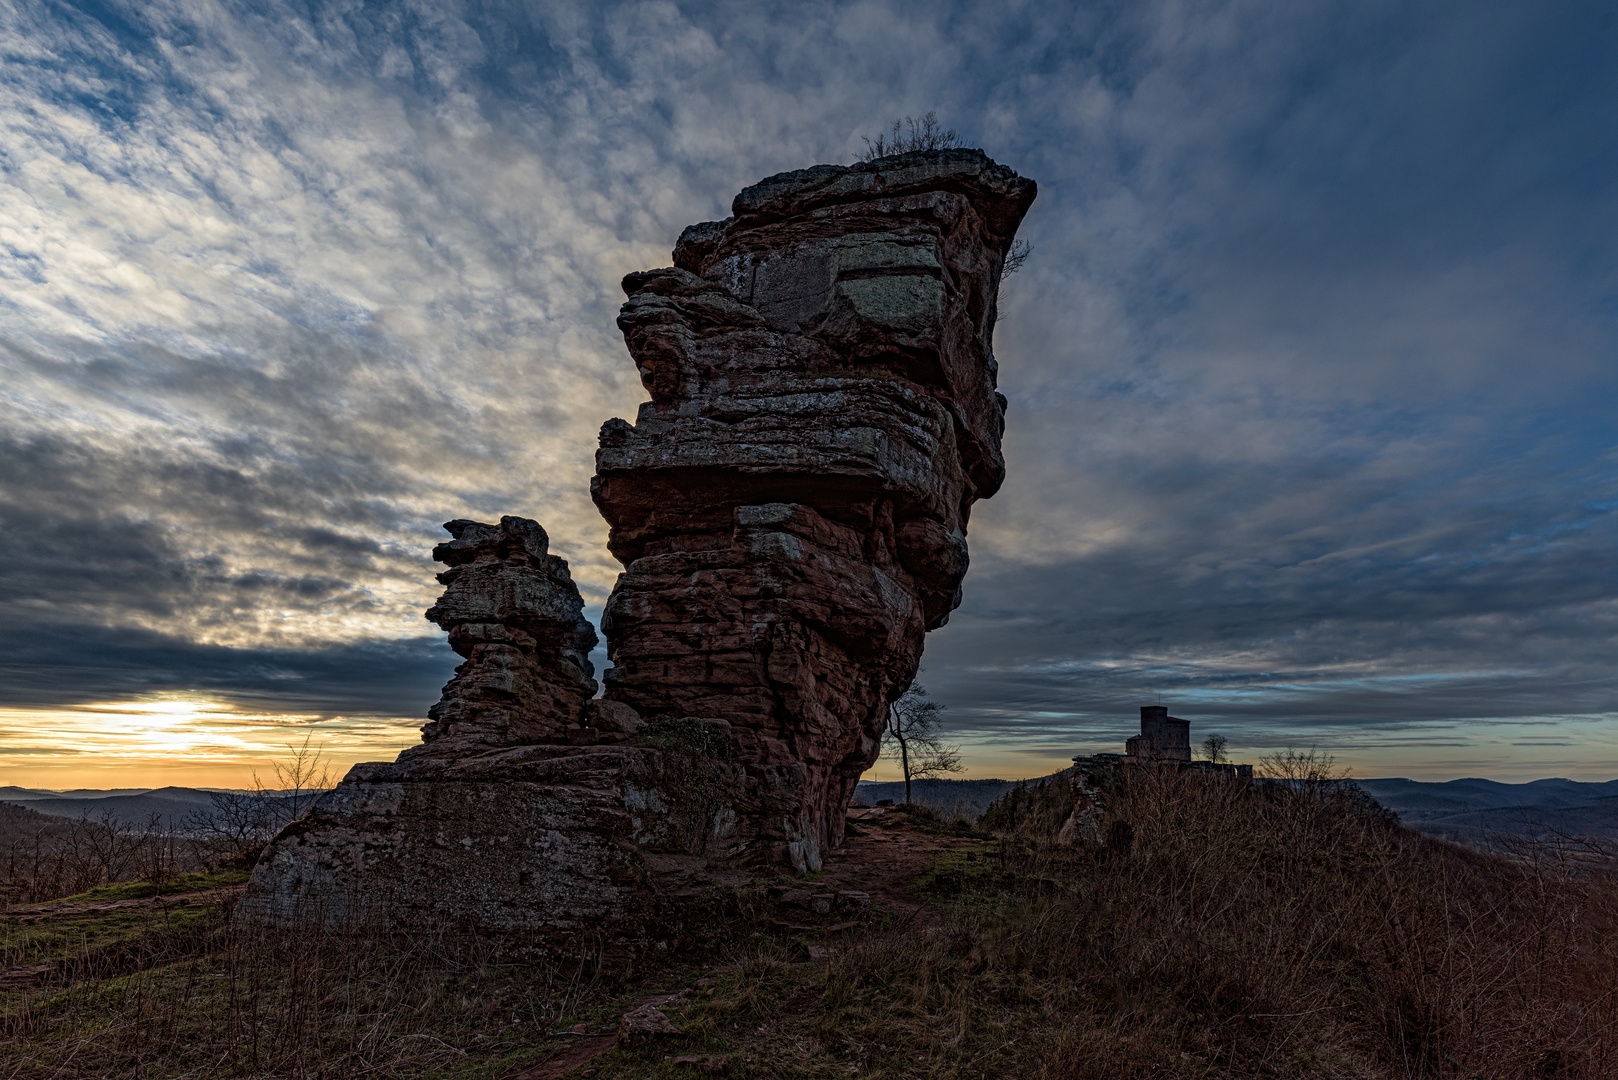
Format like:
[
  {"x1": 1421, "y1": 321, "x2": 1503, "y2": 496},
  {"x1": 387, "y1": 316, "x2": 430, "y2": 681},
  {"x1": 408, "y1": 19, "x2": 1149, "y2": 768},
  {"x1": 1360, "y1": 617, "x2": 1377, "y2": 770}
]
[
  {"x1": 237, "y1": 520, "x2": 748, "y2": 944},
  {"x1": 233, "y1": 735, "x2": 757, "y2": 941},
  {"x1": 618, "y1": 1002, "x2": 680, "y2": 1046},
  {"x1": 594, "y1": 149, "x2": 1036, "y2": 869}
]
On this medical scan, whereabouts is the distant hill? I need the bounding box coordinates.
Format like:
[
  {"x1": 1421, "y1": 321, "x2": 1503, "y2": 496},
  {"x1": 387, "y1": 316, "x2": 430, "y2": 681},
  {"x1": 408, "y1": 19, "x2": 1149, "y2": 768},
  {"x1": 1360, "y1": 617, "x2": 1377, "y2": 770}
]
[
  {"x1": 10, "y1": 776, "x2": 1616, "y2": 840},
  {"x1": 1357, "y1": 777, "x2": 1618, "y2": 843},
  {"x1": 853, "y1": 773, "x2": 1618, "y2": 841},
  {"x1": 2, "y1": 787, "x2": 221, "y2": 827},
  {"x1": 0, "y1": 800, "x2": 70, "y2": 847},
  {"x1": 855, "y1": 775, "x2": 1067, "y2": 817},
  {"x1": 0, "y1": 786, "x2": 311, "y2": 828},
  {"x1": 0, "y1": 786, "x2": 154, "y2": 801}
]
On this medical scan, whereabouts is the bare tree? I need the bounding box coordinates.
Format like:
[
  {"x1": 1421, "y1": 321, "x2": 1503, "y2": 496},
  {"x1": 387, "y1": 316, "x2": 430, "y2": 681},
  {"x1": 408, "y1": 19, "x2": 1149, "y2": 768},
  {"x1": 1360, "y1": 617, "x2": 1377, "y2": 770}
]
[
  {"x1": 133, "y1": 812, "x2": 182, "y2": 883},
  {"x1": 996, "y1": 237, "x2": 1032, "y2": 309},
  {"x1": 1201, "y1": 733, "x2": 1229, "y2": 765},
  {"x1": 883, "y1": 679, "x2": 963, "y2": 805},
  {"x1": 64, "y1": 810, "x2": 147, "y2": 886},
  {"x1": 860, "y1": 110, "x2": 960, "y2": 161},
  {"x1": 269, "y1": 730, "x2": 333, "y2": 825},
  {"x1": 185, "y1": 731, "x2": 332, "y2": 869},
  {"x1": 185, "y1": 789, "x2": 279, "y2": 869},
  {"x1": 1259, "y1": 747, "x2": 1349, "y2": 798}
]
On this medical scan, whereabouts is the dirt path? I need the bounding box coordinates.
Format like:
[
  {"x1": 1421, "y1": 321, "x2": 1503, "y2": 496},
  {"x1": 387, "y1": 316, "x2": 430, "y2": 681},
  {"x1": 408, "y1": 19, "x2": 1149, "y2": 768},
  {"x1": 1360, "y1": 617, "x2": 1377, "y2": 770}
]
[
  {"x1": 505, "y1": 991, "x2": 687, "y2": 1080},
  {"x1": 816, "y1": 808, "x2": 983, "y2": 929},
  {"x1": 501, "y1": 811, "x2": 980, "y2": 1079}
]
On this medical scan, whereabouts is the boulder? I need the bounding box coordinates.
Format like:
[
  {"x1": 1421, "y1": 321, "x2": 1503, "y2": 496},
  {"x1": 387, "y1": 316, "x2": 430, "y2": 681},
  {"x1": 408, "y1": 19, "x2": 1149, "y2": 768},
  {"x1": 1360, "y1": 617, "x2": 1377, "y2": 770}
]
[
  {"x1": 414, "y1": 516, "x2": 598, "y2": 753},
  {"x1": 235, "y1": 521, "x2": 757, "y2": 947}
]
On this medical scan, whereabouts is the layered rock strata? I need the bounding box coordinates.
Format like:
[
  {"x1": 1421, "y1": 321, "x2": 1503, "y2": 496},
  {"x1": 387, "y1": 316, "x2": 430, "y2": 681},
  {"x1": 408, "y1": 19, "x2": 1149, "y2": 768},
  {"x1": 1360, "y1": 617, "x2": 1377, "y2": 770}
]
[
  {"x1": 238, "y1": 148, "x2": 1035, "y2": 939},
  {"x1": 594, "y1": 148, "x2": 1036, "y2": 870},
  {"x1": 236, "y1": 517, "x2": 750, "y2": 939},
  {"x1": 414, "y1": 516, "x2": 601, "y2": 752}
]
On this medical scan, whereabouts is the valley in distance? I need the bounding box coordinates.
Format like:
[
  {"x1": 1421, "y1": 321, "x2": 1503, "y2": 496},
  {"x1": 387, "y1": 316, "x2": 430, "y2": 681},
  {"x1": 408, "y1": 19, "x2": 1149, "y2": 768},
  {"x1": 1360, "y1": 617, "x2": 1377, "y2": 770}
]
[{"x1": 7, "y1": 771, "x2": 1618, "y2": 847}]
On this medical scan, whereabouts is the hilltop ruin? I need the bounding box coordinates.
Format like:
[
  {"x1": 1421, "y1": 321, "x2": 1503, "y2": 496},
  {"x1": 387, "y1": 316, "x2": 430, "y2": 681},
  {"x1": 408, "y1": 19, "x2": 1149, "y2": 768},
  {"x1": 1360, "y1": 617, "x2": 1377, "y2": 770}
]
[{"x1": 237, "y1": 149, "x2": 1036, "y2": 946}]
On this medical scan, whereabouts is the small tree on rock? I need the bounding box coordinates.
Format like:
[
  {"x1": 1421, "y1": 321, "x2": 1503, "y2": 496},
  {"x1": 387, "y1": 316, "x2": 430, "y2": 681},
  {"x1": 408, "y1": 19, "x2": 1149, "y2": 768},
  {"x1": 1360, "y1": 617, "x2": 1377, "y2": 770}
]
[
  {"x1": 859, "y1": 112, "x2": 1032, "y2": 310},
  {"x1": 1201, "y1": 733, "x2": 1228, "y2": 765},
  {"x1": 270, "y1": 730, "x2": 332, "y2": 825},
  {"x1": 883, "y1": 679, "x2": 963, "y2": 804}
]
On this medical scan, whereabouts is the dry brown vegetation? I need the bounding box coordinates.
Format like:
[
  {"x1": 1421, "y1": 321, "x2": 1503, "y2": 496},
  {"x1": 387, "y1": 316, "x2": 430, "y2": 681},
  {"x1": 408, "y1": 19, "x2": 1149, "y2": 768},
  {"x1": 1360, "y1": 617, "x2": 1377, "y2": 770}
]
[
  {"x1": 945, "y1": 765, "x2": 1618, "y2": 1078},
  {"x1": 3, "y1": 767, "x2": 1615, "y2": 1078},
  {"x1": 1, "y1": 803, "x2": 189, "y2": 905},
  {"x1": 2, "y1": 739, "x2": 334, "y2": 906}
]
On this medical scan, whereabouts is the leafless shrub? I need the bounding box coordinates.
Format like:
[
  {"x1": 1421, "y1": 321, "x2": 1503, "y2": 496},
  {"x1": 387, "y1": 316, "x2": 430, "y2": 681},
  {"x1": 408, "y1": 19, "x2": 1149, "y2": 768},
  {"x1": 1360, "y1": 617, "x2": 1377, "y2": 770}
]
[
  {"x1": 996, "y1": 236, "x2": 1032, "y2": 310},
  {"x1": 187, "y1": 731, "x2": 332, "y2": 870},
  {"x1": 3, "y1": 737, "x2": 332, "y2": 901},
  {"x1": 859, "y1": 110, "x2": 960, "y2": 161},
  {"x1": 964, "y1": 763, "x2": 1618, "y2": 1077},
  {"x1": 184, "y1": 790, "x2": 277, "y2": 870},
  {"x1": 1, "y1": 899, "x2": 600, "y2": 1079},
  {"x1": 3, "y1": 810, "x2": 191, "y2": 904},
  {"x1": 1, "y1": 812, "x2": 76, "y2": 904},
  {"x1": 9, "y1": 758, "x2": 1616, "y2": 1077},
  {"x1": 907, "y1": 793, "x2": 981, "y2": 827},
  {"x1": 1481, "y1": 810, "x2": 1618, "y2": 878},
  {"x1": 1258, "y1": 744, "x2": 1346, "y2": 786}
]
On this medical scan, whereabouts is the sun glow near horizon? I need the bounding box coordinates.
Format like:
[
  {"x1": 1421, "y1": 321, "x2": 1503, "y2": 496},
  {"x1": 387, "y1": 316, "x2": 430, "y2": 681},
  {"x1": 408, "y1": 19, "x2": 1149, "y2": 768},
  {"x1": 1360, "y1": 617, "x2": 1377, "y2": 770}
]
[
  {"x1": 0, "y1": 699, "x2": 422, "y2": 789},
  {"x1": 8, "y1": 696, "x2": 1618, "y2": 792}
]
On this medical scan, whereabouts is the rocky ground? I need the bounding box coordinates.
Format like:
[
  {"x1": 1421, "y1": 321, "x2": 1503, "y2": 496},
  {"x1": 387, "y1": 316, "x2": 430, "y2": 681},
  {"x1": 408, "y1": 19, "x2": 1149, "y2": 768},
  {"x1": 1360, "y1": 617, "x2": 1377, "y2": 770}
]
[{"x1": 505, "y1": 806, "x2": 986, "y2": 1080}]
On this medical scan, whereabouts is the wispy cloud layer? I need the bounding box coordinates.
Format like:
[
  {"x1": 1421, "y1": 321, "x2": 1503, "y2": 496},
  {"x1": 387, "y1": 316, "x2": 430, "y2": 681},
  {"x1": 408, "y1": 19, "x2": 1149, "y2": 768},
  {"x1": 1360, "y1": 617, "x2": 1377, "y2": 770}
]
[{"x1": 2, "y1": 0, "x2": 1615, "y2": 782}]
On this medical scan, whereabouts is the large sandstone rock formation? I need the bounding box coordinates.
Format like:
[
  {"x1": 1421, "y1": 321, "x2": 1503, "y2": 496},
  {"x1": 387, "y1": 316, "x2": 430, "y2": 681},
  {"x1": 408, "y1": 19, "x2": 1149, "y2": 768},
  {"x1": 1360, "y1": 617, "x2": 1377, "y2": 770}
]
[
  {"x1": 237, "y1": 148, "x2": 1034, "y2": 943},
  {"x1": 595, "y1": 149, "x2": 1036, "y2": 869},
  {"x1": 236, "y1": 515, "x2": 749, "y2": 936}
]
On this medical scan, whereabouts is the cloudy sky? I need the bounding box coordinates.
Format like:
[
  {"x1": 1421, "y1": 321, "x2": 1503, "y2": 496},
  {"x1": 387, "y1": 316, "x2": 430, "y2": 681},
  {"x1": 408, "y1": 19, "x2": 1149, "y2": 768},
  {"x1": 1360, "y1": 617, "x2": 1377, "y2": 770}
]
[{"x1": 2, "y1": 0, "x2": 1615, "y2": 788}]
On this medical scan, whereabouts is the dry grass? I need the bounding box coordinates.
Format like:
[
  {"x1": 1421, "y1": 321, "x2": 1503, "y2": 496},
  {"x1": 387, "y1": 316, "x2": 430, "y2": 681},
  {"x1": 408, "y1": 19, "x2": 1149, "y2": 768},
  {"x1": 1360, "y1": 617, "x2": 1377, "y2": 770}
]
[
  {"x1": 1, "y1": 899, "x2": 615, "y2": 1079},
  {"x1": 778, "y1": 767, "x2": 1618, "y2": 1079},
  {"x1": 4, "y1": 768, "x2": 1615, "y2": 1078},
  {"x1": 635, "y1": 767, "x2": 1618, "y2": 1078}
]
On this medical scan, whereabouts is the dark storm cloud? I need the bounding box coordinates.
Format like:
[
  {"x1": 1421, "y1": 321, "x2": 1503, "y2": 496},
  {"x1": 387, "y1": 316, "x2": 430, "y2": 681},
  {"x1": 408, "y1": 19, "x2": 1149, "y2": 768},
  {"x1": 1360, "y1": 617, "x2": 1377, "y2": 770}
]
[
  {"x1": 913, "y1": 0, "x2": 1618, "y2": 756},
  {"x1": 1, "y1": 0, "x2": 1615, "y2": 770},
  {"x1": 0, "y1": 621, "x2": 451, "y2": 718}
]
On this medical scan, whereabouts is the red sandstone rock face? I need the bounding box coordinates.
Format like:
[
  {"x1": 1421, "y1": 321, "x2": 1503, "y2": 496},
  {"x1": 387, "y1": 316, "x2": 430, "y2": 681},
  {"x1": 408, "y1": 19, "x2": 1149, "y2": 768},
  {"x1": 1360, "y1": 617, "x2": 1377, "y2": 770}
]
[
  {"x1": 239, "y1": 151, "x2": 1037, "y2": 941},
  {"x1": 409, "y1": 516, "x2": 600, "y2": 755},
  {"x1": 237, "y1": 517, "x2": 735, "y2": 944},
  {"x1": 593, "y1": 149, "x2": 1036, "y2": 869}
]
